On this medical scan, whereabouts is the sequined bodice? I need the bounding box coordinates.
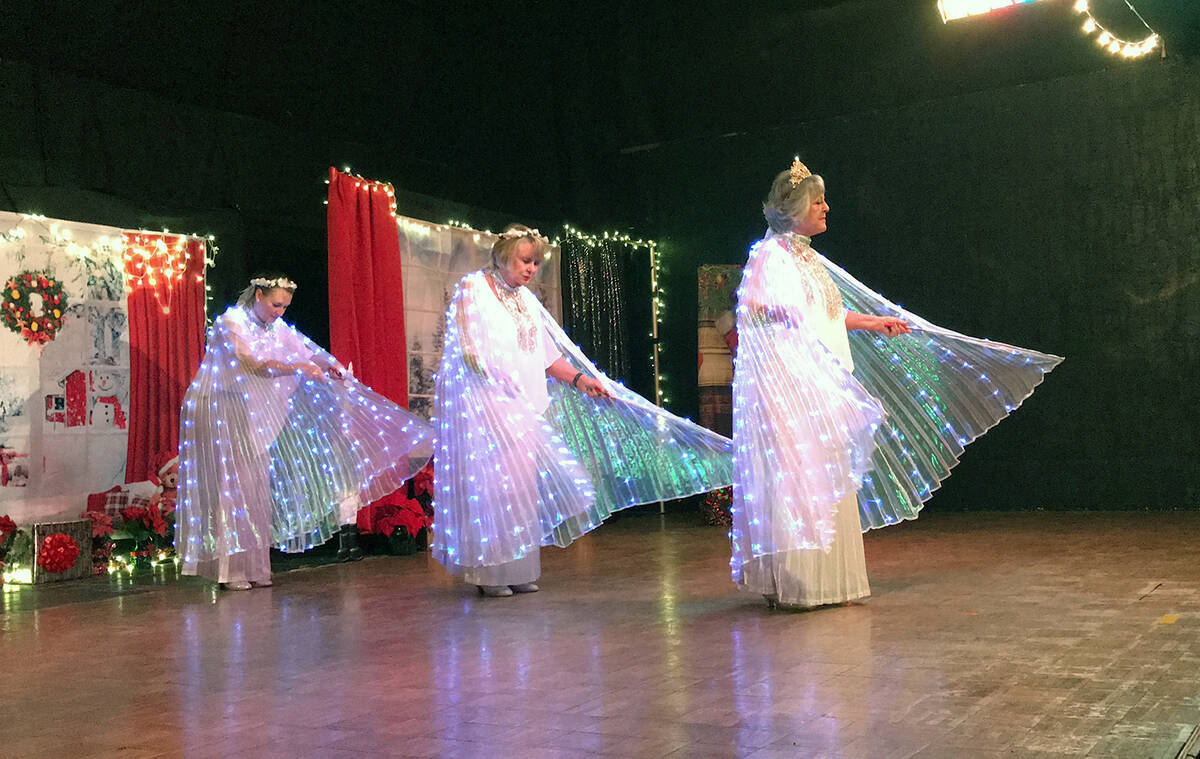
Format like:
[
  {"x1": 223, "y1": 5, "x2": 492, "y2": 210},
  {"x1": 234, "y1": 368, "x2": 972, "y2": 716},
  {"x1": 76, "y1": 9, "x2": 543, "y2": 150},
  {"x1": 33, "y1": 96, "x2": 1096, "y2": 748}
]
[
  {"x1": 782, "y1": 234, "x2": 844, "y2": 321},
  {"x1": 486, "y1": 270, "x2": 539, "y2": 353}
]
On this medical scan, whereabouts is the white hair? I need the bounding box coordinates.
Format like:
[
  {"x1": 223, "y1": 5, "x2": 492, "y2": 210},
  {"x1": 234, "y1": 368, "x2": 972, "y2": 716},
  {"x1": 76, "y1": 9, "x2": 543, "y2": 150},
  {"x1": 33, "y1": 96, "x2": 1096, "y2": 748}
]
[{"x1": 763, "y1": 169, "x2": 826, "y2": 235}]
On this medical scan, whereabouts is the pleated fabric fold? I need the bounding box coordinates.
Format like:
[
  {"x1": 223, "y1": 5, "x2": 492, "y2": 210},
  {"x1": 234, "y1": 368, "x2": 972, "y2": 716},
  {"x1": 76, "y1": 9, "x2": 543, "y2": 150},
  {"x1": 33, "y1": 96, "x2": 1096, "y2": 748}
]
[
  {"x1": 823, "y1": 255, "x2": 1063, "y2": 529},
  {"x1": 430, "y1": 270, "x2": 734, "y2": 574},
  {"x1": 730, "y1": 233, "x2": 1061, "y2": 582},
  {"x1": 177, "y1": 306, "x2": 434, "y2": 571},
  {"x1": 731, "y1": 236, "x2": 885, "y2": 582}
]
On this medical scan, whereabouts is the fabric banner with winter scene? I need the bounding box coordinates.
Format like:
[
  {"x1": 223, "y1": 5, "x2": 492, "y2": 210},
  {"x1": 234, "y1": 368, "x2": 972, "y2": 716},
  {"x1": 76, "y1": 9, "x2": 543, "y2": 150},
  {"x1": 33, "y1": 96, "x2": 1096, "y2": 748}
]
[
  {"x1": 0, "y1": 212, "x2": 134, "y2": 522},
  {"x1": 397, "y1": 216, "x2": 562, "y2": 419}
]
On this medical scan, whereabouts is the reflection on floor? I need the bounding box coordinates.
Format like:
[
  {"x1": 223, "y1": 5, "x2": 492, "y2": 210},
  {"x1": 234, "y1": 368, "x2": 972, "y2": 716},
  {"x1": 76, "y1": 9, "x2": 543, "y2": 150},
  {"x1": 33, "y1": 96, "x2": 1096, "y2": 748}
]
[{"x1": 3, "y1": 511, "x2": 1199, "y2": 758}]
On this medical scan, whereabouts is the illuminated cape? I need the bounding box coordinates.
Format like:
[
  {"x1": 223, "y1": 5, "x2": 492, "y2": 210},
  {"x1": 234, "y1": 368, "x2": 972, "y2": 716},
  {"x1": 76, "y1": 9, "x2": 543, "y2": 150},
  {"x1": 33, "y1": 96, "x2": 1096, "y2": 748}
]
[
  {"x1": 177, "y1": 305, "x2": 434, "y2": 570},
  {"x1": 430, "y1": 270, "x2": 734, "y2": 573},
  {"x1": 730, "y1": 232, "x2": 1061, "y2": 580}
]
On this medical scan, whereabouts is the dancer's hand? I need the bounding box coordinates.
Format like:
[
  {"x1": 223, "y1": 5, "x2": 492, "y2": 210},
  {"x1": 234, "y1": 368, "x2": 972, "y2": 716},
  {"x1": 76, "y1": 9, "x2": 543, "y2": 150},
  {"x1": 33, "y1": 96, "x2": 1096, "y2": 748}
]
[
  {"x1": 577, "y1": 376, "x2": 612, "y2": 399},
  {"x1": 873, "y1": 316, "x2": 911, "y2": 338},
  {"x1": 299, "y1": 362, "x2": 325, "y2": 380},
  {"x1": 325, "y1": 365, "x2": 347, "y2": 380}
]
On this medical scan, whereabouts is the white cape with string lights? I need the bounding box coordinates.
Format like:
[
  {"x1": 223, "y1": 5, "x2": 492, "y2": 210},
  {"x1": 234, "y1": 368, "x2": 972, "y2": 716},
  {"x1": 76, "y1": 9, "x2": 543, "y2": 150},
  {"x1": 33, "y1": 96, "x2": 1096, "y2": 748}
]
[
  {"x1": 730, "y1": 232, "x2": 1061, "y2": 581},
  {"x1": 430, "y1": 270, "x2": 734, "y2": 574},
  {"x1": 176, "y1": 305, "x2": 434, "y2": 571}
]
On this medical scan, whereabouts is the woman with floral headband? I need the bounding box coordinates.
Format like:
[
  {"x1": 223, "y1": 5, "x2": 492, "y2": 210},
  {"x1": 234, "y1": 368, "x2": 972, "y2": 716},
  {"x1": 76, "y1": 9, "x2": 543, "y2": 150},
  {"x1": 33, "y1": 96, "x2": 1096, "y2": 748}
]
[
  {"x1": 731, "y1": 159, "x2": 1062, "y2": 610},
  {"x1": 176, "y1": 273, "x2": 434, "y2": 590},
  {"x1": 431, "y1": 224, "x2": 734, "y2": 597}
]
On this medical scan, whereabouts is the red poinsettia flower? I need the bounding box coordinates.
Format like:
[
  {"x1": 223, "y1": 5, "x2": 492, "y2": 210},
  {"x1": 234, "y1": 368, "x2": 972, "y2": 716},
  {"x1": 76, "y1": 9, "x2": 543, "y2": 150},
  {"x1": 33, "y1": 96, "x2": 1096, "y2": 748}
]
[
  {"x1": 146, "y1": 504, "x2": 168, "y2": 536},
  {"x1": 37, "y1": 533, "x2": 81, "y2": 574},
  {"x1": 121, "y1": 505, "x2": 148, "y2": 523},
  {"x1": 379, "y1": 498, "x2": 431, "y2": 538},
  {"x1": 411, "y1": 463, "x2": 435, "y2": 498},
  {"x1": 0, "y1": 514, "x2": 17, "y2": 539},
  {"x1": 80, "y1": 510, "x2": 114, "y2": 537}
]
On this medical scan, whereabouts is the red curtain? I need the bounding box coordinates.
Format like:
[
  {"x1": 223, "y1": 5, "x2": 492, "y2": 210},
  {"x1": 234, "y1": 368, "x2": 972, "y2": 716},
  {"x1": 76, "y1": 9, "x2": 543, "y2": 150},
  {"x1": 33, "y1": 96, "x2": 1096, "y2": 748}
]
[
  {"x1": 124, "y1": 233, "x2": 207, "y2": 482},
  {"x1": 326, "y1": 168, "x2": 410, "y2": 530}
]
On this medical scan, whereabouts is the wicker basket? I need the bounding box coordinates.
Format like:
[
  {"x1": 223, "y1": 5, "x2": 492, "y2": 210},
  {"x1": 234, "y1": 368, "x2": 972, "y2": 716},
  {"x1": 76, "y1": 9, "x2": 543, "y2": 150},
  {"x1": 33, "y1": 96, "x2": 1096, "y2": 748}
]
[{"x1": 31, "y1": 519, "x2": 93, "y2": 583}]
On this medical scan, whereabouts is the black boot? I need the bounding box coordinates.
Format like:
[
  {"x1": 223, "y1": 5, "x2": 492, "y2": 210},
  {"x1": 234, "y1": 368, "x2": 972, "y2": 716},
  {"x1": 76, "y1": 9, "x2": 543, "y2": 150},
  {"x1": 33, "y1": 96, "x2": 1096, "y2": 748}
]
[{"x1": 336, "y1": 525, "x2": 363, "y2": 562}]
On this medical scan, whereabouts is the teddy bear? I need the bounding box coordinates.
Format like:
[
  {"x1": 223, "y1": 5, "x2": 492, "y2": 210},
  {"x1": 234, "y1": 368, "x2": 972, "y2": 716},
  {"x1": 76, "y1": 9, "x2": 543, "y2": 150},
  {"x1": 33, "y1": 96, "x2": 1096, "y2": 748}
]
[{"x1": 148, "y1": 452, "x2": 179, "y2": 514}]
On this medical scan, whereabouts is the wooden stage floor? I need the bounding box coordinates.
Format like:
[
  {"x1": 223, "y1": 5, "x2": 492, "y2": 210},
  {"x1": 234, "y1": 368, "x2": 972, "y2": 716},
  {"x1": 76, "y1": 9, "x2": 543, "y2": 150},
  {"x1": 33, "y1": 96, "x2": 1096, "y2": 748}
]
[{"x1": 3, "y1": 510, "x2": 1199, "y2": 758}]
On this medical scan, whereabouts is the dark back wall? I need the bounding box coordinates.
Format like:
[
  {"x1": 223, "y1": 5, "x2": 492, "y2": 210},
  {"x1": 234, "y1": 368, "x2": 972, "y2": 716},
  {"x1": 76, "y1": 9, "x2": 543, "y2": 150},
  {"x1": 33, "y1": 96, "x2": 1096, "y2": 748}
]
[
  {"x1": 603, "y1": 59, "x2": 1200, "y2": 511},
  {"x1": 0, "y1": 1, "x2": 566, "y2": 344},
  {"x1": 0, "y1": 59, "x2": 553, "y2": 346},
  {"x1": 2, "y1": 2, "x2": 1198, "y2": 511}
]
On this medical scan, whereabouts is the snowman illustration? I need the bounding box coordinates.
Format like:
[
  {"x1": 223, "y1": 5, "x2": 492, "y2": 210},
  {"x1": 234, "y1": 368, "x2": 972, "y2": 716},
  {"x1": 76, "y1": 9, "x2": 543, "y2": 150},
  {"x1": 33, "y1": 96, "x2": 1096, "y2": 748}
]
[{"x1": 89, "y1": 370, "x2": 127, "y2": 429}]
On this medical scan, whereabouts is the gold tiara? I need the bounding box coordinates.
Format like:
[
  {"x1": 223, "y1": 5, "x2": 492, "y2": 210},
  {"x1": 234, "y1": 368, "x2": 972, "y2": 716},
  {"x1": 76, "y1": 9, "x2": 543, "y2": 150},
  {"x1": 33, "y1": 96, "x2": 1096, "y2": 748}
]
[{"x1": 789, "y1": 157, "x2": 812, "y2": 186}]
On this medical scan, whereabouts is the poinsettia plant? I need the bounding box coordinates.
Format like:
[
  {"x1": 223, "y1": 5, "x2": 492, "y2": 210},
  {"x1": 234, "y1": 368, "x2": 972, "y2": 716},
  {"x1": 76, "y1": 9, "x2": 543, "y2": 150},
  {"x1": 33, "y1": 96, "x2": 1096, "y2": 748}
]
[
  {"x1": 370, "y1": 462, "x2": 435, "y2": 555},
  {"x1": 701, "y1": 487, "x2": 733, "y2": 527},
  {"x1": 80, "y1": 501, "x2": 176, "y2": 573},
  {"x1": 0, "y1": 514, "x2": 20, "y2": 575}
]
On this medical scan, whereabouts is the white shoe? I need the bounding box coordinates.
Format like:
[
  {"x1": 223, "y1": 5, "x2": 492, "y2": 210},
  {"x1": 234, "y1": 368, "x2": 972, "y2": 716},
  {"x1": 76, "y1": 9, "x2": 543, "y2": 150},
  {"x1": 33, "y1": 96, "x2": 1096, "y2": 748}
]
[
  {"x1": 251, "y1": 579, "x2": 273, "y2": 588},
  {"x1": 221, "y1": 581, "x2": 252, "y2": 591},
  {"x1": 509, "y1": 583, "x2": 540, "y2": 594},
  {"x1": 478, "y1": 585, "x2": 514, "y2": 597}
]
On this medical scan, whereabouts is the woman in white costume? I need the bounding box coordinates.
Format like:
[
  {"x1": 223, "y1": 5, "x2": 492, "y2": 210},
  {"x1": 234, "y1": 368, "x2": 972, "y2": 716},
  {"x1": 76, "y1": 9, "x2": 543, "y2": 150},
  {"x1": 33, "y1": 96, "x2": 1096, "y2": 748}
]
[
  {"x1": 176, "y1": 275, "x2": 434, "y2": 590},
  {"x1": 431, "y1": 225, "x2": 735, "y2": 597},
  {"x1": 732, "y1": 160, "x2": 1062, "y2": 609}
]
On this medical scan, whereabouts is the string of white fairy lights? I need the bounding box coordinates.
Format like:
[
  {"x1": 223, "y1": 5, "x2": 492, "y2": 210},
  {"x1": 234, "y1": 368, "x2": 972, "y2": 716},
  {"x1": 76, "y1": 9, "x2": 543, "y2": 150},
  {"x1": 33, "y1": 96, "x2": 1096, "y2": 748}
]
[
  {"x1": 938, "y1": 0, "x2": 1160, "y2": 59},
  {"x1": 1073, "y1": 0, "x2": 1159, "y2": 58},
  {"x1": 325, "y1": 169, "x2": 669, "y2": 407},
  {"x1": 2, "y1": 213, "x2": 219, "y2": 316}
]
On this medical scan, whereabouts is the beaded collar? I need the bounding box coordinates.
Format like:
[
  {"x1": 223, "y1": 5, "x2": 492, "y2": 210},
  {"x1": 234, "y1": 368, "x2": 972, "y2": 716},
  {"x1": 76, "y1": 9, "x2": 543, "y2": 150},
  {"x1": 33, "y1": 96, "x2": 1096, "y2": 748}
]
[
  {"x1": 485, "y1": 269, "x2": 538, "y2": 353},
  {"x1": 778, "y1": 234, "x2": 844, "y2": 321}
]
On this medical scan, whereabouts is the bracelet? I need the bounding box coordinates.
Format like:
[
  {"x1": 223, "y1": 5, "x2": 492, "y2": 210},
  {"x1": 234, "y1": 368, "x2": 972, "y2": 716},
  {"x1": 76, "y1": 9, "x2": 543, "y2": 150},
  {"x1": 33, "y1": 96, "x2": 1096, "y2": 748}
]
[{"x1": 571, "y1": 371, "x2": 584, "y2": 388}]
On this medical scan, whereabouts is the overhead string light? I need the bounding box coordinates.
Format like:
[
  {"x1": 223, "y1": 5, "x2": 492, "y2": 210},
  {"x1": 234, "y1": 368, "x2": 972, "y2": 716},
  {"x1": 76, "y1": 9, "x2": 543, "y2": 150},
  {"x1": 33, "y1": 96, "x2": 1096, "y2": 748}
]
[
  {"x1": 121, "y1": 231, "x2": 216, "y2": 316},
  {"x1": 1073, "y1": 0, "x2": 1160, "y2": 58},
  {"x1": 2, "y1": 214, "x2": 216, "y2": 317}
]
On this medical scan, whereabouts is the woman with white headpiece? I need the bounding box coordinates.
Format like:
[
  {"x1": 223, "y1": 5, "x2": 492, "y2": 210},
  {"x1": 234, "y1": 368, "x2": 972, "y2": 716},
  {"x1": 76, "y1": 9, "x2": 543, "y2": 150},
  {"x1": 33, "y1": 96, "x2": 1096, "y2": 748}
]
[
  {"x1": 732, "y1": 159, "x2": 1062, "y2": 609},
  {"x1": 431, "y1": 224, "x2": 735, "y2": 596},
  {"x1": 176, "y1": 273, "x2": 434, "y2": 590}
]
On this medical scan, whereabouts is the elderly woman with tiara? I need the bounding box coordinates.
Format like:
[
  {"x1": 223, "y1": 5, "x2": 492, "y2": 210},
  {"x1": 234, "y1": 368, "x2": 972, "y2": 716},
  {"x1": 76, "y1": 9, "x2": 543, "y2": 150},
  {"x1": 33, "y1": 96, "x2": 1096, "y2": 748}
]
[
  {"x1": 176, "y1": 274, "x2": 434, "y2": 590},
  {"x1": 731, "y1": 159, "x2": 1062, "y2": 609},
  {"x1": 431, "y1": 224, "x2": 734, "y2": 596}
]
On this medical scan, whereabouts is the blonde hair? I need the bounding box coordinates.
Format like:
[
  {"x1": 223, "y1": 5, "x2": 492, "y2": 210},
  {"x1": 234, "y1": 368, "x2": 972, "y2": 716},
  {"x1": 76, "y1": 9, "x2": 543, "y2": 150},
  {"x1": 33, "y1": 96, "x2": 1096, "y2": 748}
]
[
  {"x1": 763, "y1": 169, "x2": 826, "y2": 235},
  {"x1": 236, "y1": 273, "x2": 297, "y2": 308},
  {"x1": 491, "y1": 224, "x2": 549, "y2": 268}
]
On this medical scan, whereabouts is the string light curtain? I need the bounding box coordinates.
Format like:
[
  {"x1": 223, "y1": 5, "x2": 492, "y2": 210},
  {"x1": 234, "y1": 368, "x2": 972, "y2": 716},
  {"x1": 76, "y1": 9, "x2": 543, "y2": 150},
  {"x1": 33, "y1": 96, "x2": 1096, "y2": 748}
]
[
  {"x1": 559, "y1": 236, "x2": 655, "y2": 398},
  {"x1": 123, "y1": 232, "x2": 207, "y2": 482}
]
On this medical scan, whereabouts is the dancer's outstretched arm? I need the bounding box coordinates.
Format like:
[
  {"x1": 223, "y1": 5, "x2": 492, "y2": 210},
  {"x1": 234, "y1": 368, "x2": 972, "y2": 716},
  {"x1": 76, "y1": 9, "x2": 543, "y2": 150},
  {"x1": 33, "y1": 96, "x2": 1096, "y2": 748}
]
[
  {"x1": 546, "y1": 357, "x2": 611, "y2": 399},
  {"x1": 845, "y1": 310, "x2": 910, "y2": 337}
]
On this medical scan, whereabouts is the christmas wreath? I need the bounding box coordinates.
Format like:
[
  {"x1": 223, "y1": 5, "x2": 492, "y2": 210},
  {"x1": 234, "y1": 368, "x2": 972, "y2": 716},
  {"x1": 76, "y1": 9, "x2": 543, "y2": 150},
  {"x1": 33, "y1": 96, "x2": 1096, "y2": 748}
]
[
  {"x1": 37, "y1": 533, "x2": 81, "y2": 573},
  {"x1": 2, "y1": 271, "x2": 69, "y2": 346}
]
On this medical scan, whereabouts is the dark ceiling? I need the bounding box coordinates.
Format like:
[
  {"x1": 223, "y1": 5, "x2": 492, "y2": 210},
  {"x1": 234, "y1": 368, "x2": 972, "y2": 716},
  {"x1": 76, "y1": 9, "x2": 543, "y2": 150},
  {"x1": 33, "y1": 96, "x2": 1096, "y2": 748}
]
[{"x1": 2, "y1": 0, "x2": 1197, "y2": 219}]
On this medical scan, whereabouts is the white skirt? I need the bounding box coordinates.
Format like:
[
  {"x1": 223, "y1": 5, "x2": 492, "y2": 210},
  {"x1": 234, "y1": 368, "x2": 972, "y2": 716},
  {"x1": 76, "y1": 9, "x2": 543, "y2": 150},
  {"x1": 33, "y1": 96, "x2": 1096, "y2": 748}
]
[
  {"x1": 463, "y1": 548, "x2": 541, "y2": 587},
  {"x1": 740, "y1": 492, "x2": 869, "y2": 607},
  {"x1": 190, "y1": 545, "x2": 272, "y2": 584}
]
